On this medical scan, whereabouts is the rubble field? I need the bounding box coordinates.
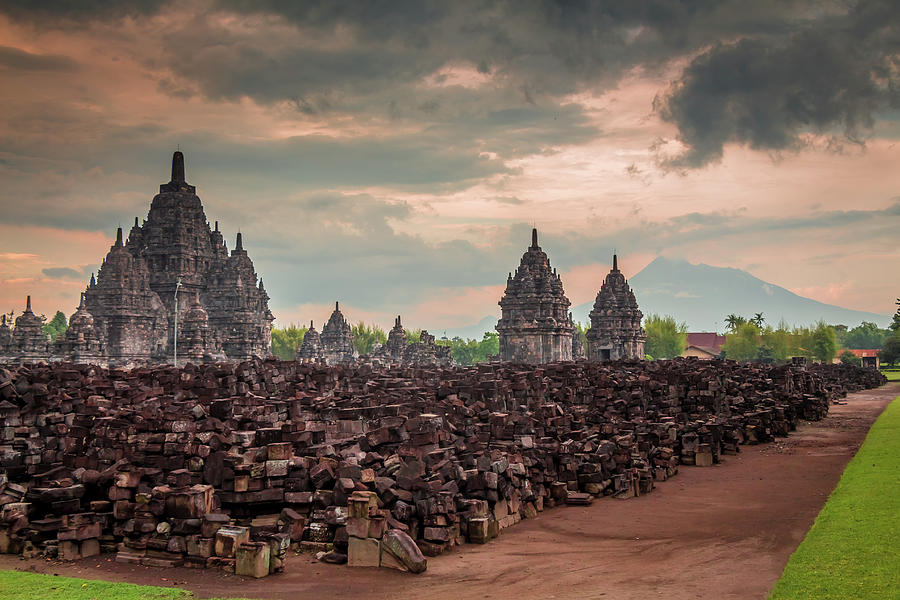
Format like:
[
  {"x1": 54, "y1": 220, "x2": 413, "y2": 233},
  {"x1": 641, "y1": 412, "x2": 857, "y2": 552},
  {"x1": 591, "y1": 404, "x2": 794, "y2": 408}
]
[{"x1": 0, "y1": 359, "x2": 886, "y2": 579}]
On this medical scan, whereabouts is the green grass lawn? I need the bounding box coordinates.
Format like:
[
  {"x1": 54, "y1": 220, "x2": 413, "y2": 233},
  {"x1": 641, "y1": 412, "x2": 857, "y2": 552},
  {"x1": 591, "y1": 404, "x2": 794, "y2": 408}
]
[
  {"x1": 0, "y1": 570, "x2": 253, "y2": 600},
  {"x1": 882, "y1": 369, "x2": 900, "y2": 382},
  {"x1": 0, "y1": 571, "x2": 190, "y2": 600},
  {"x1": 769, "y1": 394, "x2": 900, "y2": 599}
]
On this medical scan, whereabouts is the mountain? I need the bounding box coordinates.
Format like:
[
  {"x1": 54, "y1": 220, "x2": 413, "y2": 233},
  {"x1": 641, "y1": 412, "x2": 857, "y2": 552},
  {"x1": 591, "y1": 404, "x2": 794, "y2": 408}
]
[{"x1": 572, "y1": 256, "x2": 891, "y2": 332}]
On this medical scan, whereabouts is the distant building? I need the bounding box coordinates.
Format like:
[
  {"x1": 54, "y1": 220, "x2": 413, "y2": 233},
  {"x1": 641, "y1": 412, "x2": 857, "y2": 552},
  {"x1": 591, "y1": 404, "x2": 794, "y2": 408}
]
[
  {"x1": 835, "y1": 349, "x2": 881, "y2": 369},
  {"x1": 683, "y1": 333, "x2": 727, "y2": 359}
]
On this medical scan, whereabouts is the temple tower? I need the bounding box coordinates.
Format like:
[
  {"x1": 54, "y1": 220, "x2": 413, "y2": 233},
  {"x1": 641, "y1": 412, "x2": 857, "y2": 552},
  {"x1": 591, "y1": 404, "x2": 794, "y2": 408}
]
[
  {"x1": 585, "y1": 255, "x2": 645, "y2": 360},
  {"x1": 296, "y1": 320, "x2": 323, "y2": 362},
  {"x1": 11, "y1": 296, "x2": 48, "y2": 355},
  {"x1": 320, "y1": 302, "x2": 358, "y2": 365},
  {"x1": 496, "y1": 229, "x2": 574, "y2": 363}
]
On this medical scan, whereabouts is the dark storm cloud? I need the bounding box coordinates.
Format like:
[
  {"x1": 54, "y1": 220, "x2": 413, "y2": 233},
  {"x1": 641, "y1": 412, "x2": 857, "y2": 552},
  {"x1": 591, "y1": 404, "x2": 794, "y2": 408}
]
[
  {"x1": 0, "y1": 0, "x2": 169, "y2": 23},
  {"x1": 0, "y1": 46, "x2": 79, "y2": 72},
  {"x1": 656, "y1": 0, "x2": 900, "y2": 167},
  {"x1": 2, "y1": 0, "x2": 854, "y2": 169}
]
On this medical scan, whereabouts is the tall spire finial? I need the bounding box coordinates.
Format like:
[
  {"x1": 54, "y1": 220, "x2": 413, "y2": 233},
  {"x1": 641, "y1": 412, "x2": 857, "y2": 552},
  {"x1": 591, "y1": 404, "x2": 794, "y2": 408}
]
[
  {"x1": 310, "y1": 319, "x2": 314, "y2": 329},
  {"x1": 235, "y1": 232, "x2": 243, "y2": 251},
  {"x1": 531, "y1": 227, "x2": 538, "y2": 248},
  {"x1": 613, "y1": 253, "x2": 618, "y2": 272},
  {"x1": 171, "y1": 150, "x2": 185, "y2": 183},
  {"x1": 134, "y1": 216, "x2": 139, "y2": 228},
  {"x1": 335, "y1": 301, "x2": 340, "y2": 312},
  {"x1": 26, "y1": 295, "x2": 31, "y2": 312},
  {"x1": 79, "y1": 292, "x2": 86, "y2": 309},
  {"x1": 115, "y1": 227, "x2": 123, "y2": 247}
]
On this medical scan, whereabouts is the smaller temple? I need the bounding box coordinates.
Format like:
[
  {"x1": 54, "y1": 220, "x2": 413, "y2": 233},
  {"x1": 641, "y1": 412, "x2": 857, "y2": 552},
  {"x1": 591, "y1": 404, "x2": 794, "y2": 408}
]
[
  {"x1": 180, "y1": 292, "x2": 224, "y2": 363},
  {"x1": 10, "y1": 296, "x2": 49, "y2": 359},
  {"x1": 296, "y1": 320, "x2": 322, "y2": 362},
  {"x1": 0, "y1": 315, "x2": 11, "y2": 353},
  {"x1": 585, "y1": 255, "x2": 645, "y2": 361},
  {"x1": 380, "y1": 316, "x2": 408, "y2": 362},
  {"x1": 56, "y1": 293, "x2": 104, "y2": 364},
  {"x1": 320, "y1": 302, "x2": 358, "y2": 365},
  {"x1": 496, "y1": 229, "x2": 575, "y2": 363}
]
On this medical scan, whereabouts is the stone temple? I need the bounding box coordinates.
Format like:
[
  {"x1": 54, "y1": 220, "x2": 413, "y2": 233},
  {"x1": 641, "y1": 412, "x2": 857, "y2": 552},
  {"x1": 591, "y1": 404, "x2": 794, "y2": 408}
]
[
  {"x1": 585, "y1": 255, "x2": 645, "y2": 360},
  {"x1": 496, "y1": 229, "x2": 575, "y2": 363},
  {"x1": 1, "y1": 151, "x2": 274, "y2": 366}
]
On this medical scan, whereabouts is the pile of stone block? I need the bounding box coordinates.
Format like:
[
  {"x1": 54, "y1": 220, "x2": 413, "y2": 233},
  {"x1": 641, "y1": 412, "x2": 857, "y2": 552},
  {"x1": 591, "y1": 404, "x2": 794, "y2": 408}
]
[{"x1": 0, "y1": 358, "x2": 885, "y2": 578}]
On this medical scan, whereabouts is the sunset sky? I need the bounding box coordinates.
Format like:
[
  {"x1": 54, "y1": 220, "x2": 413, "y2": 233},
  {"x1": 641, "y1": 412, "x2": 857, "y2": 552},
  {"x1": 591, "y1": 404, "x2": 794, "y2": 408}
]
[{"x1": 1, "y1": 1, "x2": 898, "y2": 332}]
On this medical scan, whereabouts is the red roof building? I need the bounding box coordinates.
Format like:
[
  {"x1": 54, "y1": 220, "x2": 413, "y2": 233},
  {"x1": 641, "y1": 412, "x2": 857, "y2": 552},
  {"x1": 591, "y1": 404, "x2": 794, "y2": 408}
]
[{"x1": 683, "y1": 333, "x2": 726, "y2": 359}]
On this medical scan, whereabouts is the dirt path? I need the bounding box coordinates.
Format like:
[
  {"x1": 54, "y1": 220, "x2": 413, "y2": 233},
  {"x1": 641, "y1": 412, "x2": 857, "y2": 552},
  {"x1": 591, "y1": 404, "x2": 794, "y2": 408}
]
[{"x1": 4, "y1": 383, "x2": 897, "y2": 600}]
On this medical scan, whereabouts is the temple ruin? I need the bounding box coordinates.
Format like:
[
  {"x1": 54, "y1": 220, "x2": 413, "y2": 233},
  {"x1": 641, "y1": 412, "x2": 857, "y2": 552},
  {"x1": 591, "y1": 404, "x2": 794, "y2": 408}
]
[
  {"x1": 0, "y1": 152, "x2": 274, "y2": 366},
  {"x1": 585, "y1": 255, "x2": 646, "y2": 360},
  {"x1": 496, "y1": 229, "x2": 575, "y2": 363}
]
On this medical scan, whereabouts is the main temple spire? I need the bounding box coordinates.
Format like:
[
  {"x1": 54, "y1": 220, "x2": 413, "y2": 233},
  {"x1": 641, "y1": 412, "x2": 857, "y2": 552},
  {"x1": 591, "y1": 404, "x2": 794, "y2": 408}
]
[
  {"x1": 171, "y1": 150, "x2": 185, "y2": 183},
  {"x1": 531, "y1": 228, "x2": 538, "y2": 249}
]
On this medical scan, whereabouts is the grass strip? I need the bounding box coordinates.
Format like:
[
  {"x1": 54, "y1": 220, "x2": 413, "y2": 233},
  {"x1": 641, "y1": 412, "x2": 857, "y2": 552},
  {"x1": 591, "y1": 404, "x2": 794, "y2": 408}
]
[
  {"x1": 0, "y1": 570, "x2": 190, "y2": 600},
  {"x1": 769, "y1": 395, "x2": 900, "y2": 599}
]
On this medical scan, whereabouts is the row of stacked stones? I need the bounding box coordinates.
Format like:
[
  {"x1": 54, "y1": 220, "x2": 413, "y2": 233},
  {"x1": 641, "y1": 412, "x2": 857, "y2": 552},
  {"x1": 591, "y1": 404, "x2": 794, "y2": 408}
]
[{"x1": 0, "y1": 359, "x2": 885, "y2": 576}]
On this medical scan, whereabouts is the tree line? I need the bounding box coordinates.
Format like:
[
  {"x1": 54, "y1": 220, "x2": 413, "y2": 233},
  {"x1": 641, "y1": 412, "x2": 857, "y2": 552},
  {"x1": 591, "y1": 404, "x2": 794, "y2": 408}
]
[
  {"x1": 643, "y1": 302, "x2": 900, "y2": 366},
  {"x1": 270, "y1": 321, "x2": 500, "y2": 365}
]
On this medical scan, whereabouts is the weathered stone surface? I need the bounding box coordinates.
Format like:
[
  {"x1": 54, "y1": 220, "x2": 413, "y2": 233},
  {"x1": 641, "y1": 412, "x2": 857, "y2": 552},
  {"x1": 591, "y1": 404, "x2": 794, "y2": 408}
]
[
  {"x1": 348, "y1": 536, "x2": 380, "y2": 568},
  {"x1": 235, "y1": 541, "x2": 270, "y2": 578},
  {"x1": 496, "y1": 229, "x2": 574, "y2": 363},
  {"x1": 0, "y1": 358, "x2": 884, "y2": 576},
  {"x1": 585, "y1": 255, "x2": 645, "y2": 361},
  {"x1": 381, "y1": 529, "x2": 427, "y2": 573},
  {"x1": 1, "y1": 151, "x2": 273, "y2": 366}
]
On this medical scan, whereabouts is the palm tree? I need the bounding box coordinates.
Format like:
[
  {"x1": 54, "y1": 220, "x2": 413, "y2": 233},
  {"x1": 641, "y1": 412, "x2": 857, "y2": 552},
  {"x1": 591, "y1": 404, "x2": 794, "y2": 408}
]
[
  {"x1": 724, "y1": 314, "x2": 746, "y2": 333},
  {"x1": 751, "y1": 312, "x2": 765, "y2": 327}
]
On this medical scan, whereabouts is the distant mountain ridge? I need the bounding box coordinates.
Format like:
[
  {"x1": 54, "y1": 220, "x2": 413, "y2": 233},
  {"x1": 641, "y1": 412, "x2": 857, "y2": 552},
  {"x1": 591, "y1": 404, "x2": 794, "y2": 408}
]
[{"x1": 573, "y1": 256, "x2": 890, "y2": 332}]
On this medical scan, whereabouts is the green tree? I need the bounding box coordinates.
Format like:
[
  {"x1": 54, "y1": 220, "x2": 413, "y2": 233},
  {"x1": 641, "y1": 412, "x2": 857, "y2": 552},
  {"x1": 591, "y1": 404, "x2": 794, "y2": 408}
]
[
  {"x1": 724, "y1": 314, "x2": 747, "y2": 333},
  {"x1": 839, "y1": 349, "x2": 861, "y2": 366},
  {"x1": 643, "y1": 314, "x2": 687, "y2": 359},
  {"x1": 880, "y1": 330, "x2": 900, "y2": 366},
  {"x1": 574, "y1": 322, "x2": 589, "y2": 353},
  {"x1": 42, "y1": 310, "x2": 68, "y2": 342},
  {"x1": 751, "y1": 312, "x2": 765, "y2": 327},
  {"x1": 351, "y1": 322, "x2": 386, "y2": 355},
  {"x1": 832, "y1": 324, "x2": 849, "y2": 347},
  {"x1": 722, "y1": 322, "x2": 761, "y2": 361},
  {"x1": 761, "y1": 321, "x2": 799, "y2": 362},
  {"x1": 270, "y1": 324, "x2": 308, "y2": 360},
  {"x1": 436, "y1": 332, "x2": 499, "y2": 365},
  {"x1": 843, "y1": 321, "x2": 887, "y2": 349},
  {"x1": 404, "y1": 328, "x2": 422, "y2": 344},
  {"x1": 811, "y1": 321, "x2": 838, "y2": 363},
  {"x1": 890, "y1": 298, "x2": 900, "y2": 332}
]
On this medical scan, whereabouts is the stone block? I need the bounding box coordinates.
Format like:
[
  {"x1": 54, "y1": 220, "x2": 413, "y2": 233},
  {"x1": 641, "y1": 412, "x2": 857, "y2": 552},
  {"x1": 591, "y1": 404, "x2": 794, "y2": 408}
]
[
  {"x1": 215, "y1": 526, "x2": 250, "y2": 558},
  {"x1": 348, "y1": 536, "x2": 380, "y2": 568},
  {"x1": 235, "y1": 542, "x2": 270, "y2": 579}
]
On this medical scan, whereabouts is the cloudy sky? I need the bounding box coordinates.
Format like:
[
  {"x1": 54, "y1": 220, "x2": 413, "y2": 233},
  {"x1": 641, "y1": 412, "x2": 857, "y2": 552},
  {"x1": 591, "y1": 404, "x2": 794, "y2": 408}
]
[{"x1": 1, "y1": 0, "x2": 898, "y2": 332}]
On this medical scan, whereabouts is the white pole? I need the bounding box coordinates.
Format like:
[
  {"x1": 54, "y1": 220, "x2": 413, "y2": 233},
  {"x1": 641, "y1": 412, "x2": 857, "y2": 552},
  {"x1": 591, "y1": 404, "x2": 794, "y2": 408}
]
[{"x1": 174, "y1": 278, "x2": 182, "y2": 368}]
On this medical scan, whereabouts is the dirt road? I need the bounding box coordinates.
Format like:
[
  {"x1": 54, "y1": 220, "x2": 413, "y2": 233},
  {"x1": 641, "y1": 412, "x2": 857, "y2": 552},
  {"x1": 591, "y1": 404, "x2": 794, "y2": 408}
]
[{"x1": 4, "y1": 383, "x2": 897, "y2": 600}]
